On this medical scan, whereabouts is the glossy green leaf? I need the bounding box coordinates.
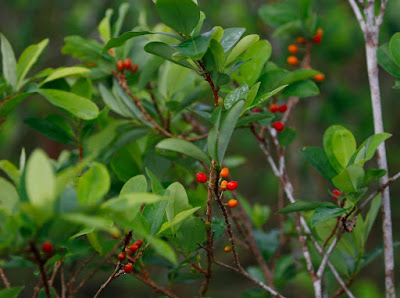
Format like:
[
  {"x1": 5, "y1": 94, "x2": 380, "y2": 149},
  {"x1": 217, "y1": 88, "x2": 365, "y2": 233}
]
[
  {"x1": 156, "y1": 0, "x2": 200, "y2": 37},
  {"x1": 332, "y1": 164, "x2": 365, "y2": 193},
  {"x1": 209, "y1": 39, "x2": 225, "y2": 72},
  {"x1": 280, "y1": 80, "x2": 319, "y2": 98},
  {"x1": 25, "y1": 149, "x2": 56, "y2": 211},
  {"x1": 249, "y1": 85, "x2": 287, "y2": 110},
  {"x1": 301, "y1": 146, "x2": 337, "y2": 182},
  {"x1": 377, "y1": 43, "x2": 400, "y2": 78},
  {"x1": 158, "y1": 207, "x2": 200, "y2": 234},
  {"x1": 277, "y1": 200, "x2": 335, "y2": 214},
  {"x1": 166, "y1": 182, "x2": 190, "y2": 223},
  {"x1": 17, "y1": 38, "x2": 49, "y2": 90},
  {"x1": 353, "y1": 133, "x2": 391, "y2": 166},
  {"x1": 175, "y1": 29, "x2": 214, "y2": 60},
  {"x1": 40, "y1": 67, "x2": 90, "y2": 86},
  {"x1": 156, "y1": 138, "x2": 211, "y2": 165},
  {"x1": 37, "y1": 88, "x2": 99, "y2": 120},
  {"x1": 225, "y1": 34, "x2": 260, "y2": 66},
  {"x1": 323, "y1": 125, "x2": 348, "y2": 173},
  {"x1": 144, "y1": 42, "x2": 194, "y2": 69},
  {"x1": 224, "y1": 83, "x2": 249, "y2": 110},
  {"x1": 78, "y1": 163, "x2": 110, "y2": 205},
  {"x1": 236, "y1": 112, "x2": 274, "y2": 127},
  {"x1": 218, "y1": 100, "x2": 245, "y2": 162},
  {"x1": 310, "y1": 206, "x2": 347, "y2": 227},
  {"x1": 0, "y1": 287, "x2": 24, "y2": 298},
  {"x1": 0, "y1": 34, "x2": 17, "y2": 90},
  {"x1": 332, "y1": 128, "x2": 357, "y2": 169},
  {"x1": 389, "y1": 32, "x2": 400, "y2": 67},
  {"x1": 278, "y1": 126, "x2": 296, "y2": 147},
  {"x1": 220, "y1": 27, "x2": 245, "y2": 52}
]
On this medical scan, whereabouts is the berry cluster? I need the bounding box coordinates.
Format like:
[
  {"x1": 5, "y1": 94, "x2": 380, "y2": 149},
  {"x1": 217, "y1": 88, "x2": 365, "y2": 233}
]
[
  {"x1": 118, "y1": 239, "x2": 144, "y2": 273},
  {"x1": 268, "y1": 104, "x2": 287, "y2": 133},
  {"x1": 287, "y1": 28, "x2": 324, "y2": 67},
  {"x1": 116, "y1": 58, "x2": 139, "y2": 74}
]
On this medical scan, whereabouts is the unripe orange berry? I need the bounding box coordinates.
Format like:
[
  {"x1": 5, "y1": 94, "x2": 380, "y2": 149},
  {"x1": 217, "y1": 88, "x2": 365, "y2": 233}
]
[
  {"x1": 111, "y1": 230, "x2": 121, "y2": 239},
  {"x1": 287, "y1": 56, "x2": 299, "y2": 66},
  {"x1": 86, "y1": 62, "x2": 96, "y2": 67},
  {"x1": 314, "y1": 73, "x2": 325, "y2": 82},
  {"x1": 220, "y1": 180, "x2": 228, "y2": 191},
  {"x1": 296, "y1": 37, "x2": 306, "y2": 44},
  {"x1": 228, "y1": 199, "x2": 238, "y2": 208},
  {"x1": 220, "y1": 168, "x2": 229, "y2": 178},
  {"x1": 269, "y1": 104, "x2": 279, "y2": 113},
  {"x1": 288, "y1": 44, "x2": 299, "y2": 54},
  {"x1": 316, "y1": 28, "x2": 323, "y2": 37},
  {"x1": 224, "y1": 246, "x2": 231, "y2": 252},
  {"x1": 117, "y1": 60, "x2": 124, "y2": 72},
  {"x1": 108, "y1": 49, "x2": 115, "y2": 56}
]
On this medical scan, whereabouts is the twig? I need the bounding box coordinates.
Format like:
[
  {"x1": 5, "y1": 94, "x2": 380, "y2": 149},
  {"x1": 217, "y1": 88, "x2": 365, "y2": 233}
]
[
  {"x1": 322, "y1": 217, "x2": 340, "y2": 249},
  {"x1": 29, "y1": 241, "x2": 51, "y2": 298},
  {"x1": 0, "y1": 267, "x2": 10, "y2": 288},
  {"x1": 198, "y1": 61, "x2": 219, "y2": 106}
]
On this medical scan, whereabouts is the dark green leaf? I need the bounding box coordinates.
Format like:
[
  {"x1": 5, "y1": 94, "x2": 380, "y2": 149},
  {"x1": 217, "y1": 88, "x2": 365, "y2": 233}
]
[
  {"x1": 144, "y1": 42, "x2": 194, "y2": 69},
  {"x1": 175, "y1": 29, "x2": 214, "y2": 60},
  {"x1": 278, "y1": 126, "x2": 296, "y2": 147},
  {"x1": 0, "y1": 287, "x2": 24, "y2": 298},
  {"x1": 301, "y1": 146, "x2": 337, "y2": 182},
  {"x1": 280, "y1": 80, "x2": 319, "y2": 98},
  {"x1": 310, "y1": 206, "x2": 347, "y2": 227},
  {"x1": 24, "y1": 117, "x2": 74, "y2": 145},
  {"x1": 277, "y1": 200, "x2": 335, "y2": 214},
  {"x1": 377, "y1": 43, "x2": 400, "y2": 78},
  {"x1": 236, "y1": 112, "x2": 274, "y2": 127},
  {"x1": 0, "y1": 34, "x2": 17, "y2": 90},
  {"x1": 220, "y1": 27, "x2": 246, "y2": 52},
  {"x1": 389, "y1": 32, "x2": 400, "y2": 67},
  {"x1": 362, "y1": 169, "x2": 386, "y2": 187}
]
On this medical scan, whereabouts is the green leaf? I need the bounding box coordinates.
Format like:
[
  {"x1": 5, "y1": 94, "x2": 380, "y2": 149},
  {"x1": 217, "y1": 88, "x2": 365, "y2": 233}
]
[
  {"x1": 146, "y1": 168, "x2": 164, "y2": 194},
  {"x1": 332, "y1": 128, "x2": 357, "y2": 169},
  {"x1": 209, "y1": 39, "x2": 225, "y2": 72},
  {"x1": 61, "y1": 213, "x2": 117, "y2": 234},
  {"x1": 258, "y1": 4, "x2": 299, "y2": 27},
  {"x1": 24, "y1": 117, "x2": 75, "y2": 145},
  {"x1": 248, "y1": 85, "x2": 287, "y2": 110},
  {"x1": 364, "y1": 194, "x2": 381, "y2": 241},
  {"x1": 277, "y1": 200, "x2": 335, "y2": 214},
  {"x1": 0, "y1": 92, "x2": 32, "y2": 117},
  {"x1": 103, "y1": 31, "x2": 155, "y2": 53},
  {"x1": 218, "y1": 100, "x2": 245, "y2": 162},
  {"x1": 301, "y1": 146, "x2": 337, "y2": 182},
  {"x1": 25, "y1": 149, "x2": 56, "y2": 212},
  {"x1": 310, "y1": 206, "x2": 347, "y2": 227},
  {"x1": 280, "y1": 80, "x2": 319, "y2": 98},
  {"x1": 323, "y1": 125, "x2": 348, "y2": 173},
  {"x1": 98, "y1": 9, "x2": 113, "y2": 42},
  {"x1": 176, "y1": 217, "x2": 206, "y2": 253},
  {"x1": 158, "y1": 207, "x2": 200, "y2": 234},
  {"x1": 251, "y1": 204, "x2": 271, "y2": 229},
  {"x1": 0, "y1": 177, "x2": 19, "y2": 214},
  {"x1": 0, "y1": 160, "x2": 20, "y2": 186},
  {"x1": 332, "y1": 164, "x2": 365, "y2": 193},
  {"x1": 98, "y1": 83, "x2": 133, "y2": 118},
  {"x1": 156, "y1": 138, "x2": 211, "y2": 165},
  {"x1": 362, "y1": 169, "x2": 386, "y2": 187},
  {"x1": 37, "y1": 89, "x2": 99, "y2": 120},
  {"x1": 17, "y1": 38, "x2": 49, "y2": 90},
  {"x1": 166, "y1": 182, "x2": 190, "y2": 222},
  {"x1": 120, "y1": 175, "x2": 148, "y2": 195},
  {"x1": 0, "y1": 34, "x2": 17, "y2": 90},
  {"x1": 278, "y1": 126, "x2": 296, "y2": 147},
  {"x1": 389, "y1": 32, "x2": 400, "y2": 67},
  {"x1": 280, "y1": 69, "x2": 320, "y2": 85},
  {"x1": 224, "y1": 83, "x2": 249, "y2": 110},
  {"x1": 175, "y1": 29, "x2": 214, "y2": 60},
  {"x1": 149, "y1": 237, "x2": 178, "y2": 265},
  {"x1": 377, "y1": 43, "x2": 400, "y2": 78},
  {"x1": 144, "y1": 42, "x2": 194, "y2": 69},
  {"x1": 220, "y1": 28, "x2": 245, "y2": 52},
  {"x1": 71, "y1": 77, "x2": 92, "y2": 99},
  {"x1": 102, "y1": 193, "x2": 166, "y2": 215},
  {"x1": 353, "y1": 133, "x2": 392, "y2": 166},
  {"x1": 156, "y1": 0, "x2": 200, "y2": 37},
  {"x1": 273, "y1": 20, "x2": 302, "y2": 37},
  {"x1": 78, "y1": 163, "x2": 110, "y2": 205},
  {"x1": 0, "y1": 287, "x2": 24, "y2": 298},
  {"x1": 112, "y1": 3, "x2": 130, "y2": 37},
  {"x1": 225, "y1": 34, "x2": 260, "y2": 66},
  {"x1": 236, "y1": 112, "x2": 274, "y2": 127},
  {"x1": 40, "y1": 67, "x2": 90, "y2": 86}
]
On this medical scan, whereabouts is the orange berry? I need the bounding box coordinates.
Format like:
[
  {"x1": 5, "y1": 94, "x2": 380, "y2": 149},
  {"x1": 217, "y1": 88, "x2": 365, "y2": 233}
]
[
  {"x1": 220, "y1": 168, "x2": 229, "y2": 178},
  {"x1": 296, "y1": 37, "x2": 306, "y2": 44},
  {"x1": 269, "y1": 104, "x2": 279, "y2": 113},
  {"x1": 220, "y1": 180, "x2": 228, "y2": 191},
  {"x1": 316, "y1": 28, "x2": 323, "y2": 37},
  {"x1": 287, "y1": 56, "x2": 299, "y2": 66},
  {"x1": 228, "y1": 199, "x2": 238, "y2": 208},
  {"x1": 108, "y1": 49, "x2": 115, "y2": 56},
  {"x1": 288, "y1": 44, "x2": 299, "y2": 54},
  {"x1": 130, "y1": 64, "x2": 139, "y2": 73},
  {"x1": 86, "y1": 62, "x2": 96, "y2": 67},
  {"x1": 314, "y1": 74, "x2": 325, "y2": 82},
  {"x1": 224, "y1": 246, "x2": 231, "y2": 252}
]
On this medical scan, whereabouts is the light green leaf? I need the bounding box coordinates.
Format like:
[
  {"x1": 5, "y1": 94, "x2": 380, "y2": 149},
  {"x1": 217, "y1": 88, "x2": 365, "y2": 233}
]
[
  {"x1": 209, "y1": 39, "x2": 225, "y2": 72},
  {"x1": 323, "y1": 125, "x2": 348, "y2": 173},
  {"x1": 332, "y1": 128, "x2": 357, "y2": 169},
  {"x1": 248, "y1": 85, "x2": 287, "y2": 110},
  {"x1": 156, "y1": 138, "x2": 211, "y2": 165},
  {"x1": 224, "y1": 83, "x2": 249, "y2": 110},
  {"x1": 377, "y1": 43, "x2": 400, "y2": 78},
  {"x1": 144, "y1": 42, "x2": 194, "y2": 69},
  {"x1": 225, "y1": 34, "x2": 260, "y2": 66},
  {"x1": 98, "y1": 9, "x2": 113, "y2": 42},
  {"x1": 0, "y1": 160, "x2": 20, "y2": 186},
  {"x1": 78, "y1": 163, "x2": 110, "y2": 205},
  {"x1": 332, "y1": 164, "x2": 365, "y2": 193},
  {"x1": 158, "y1": 207, "x2": 200, "y2": 234},
  {"x1": 0, "y1": 177, "x2": 19, "y2": 214},
  {"x1": 17, "y1": 38, "x2": 49, "y2": 90},
  {"x1": 37, "y1": 88, "x2": 99, "y2": 120},
  {"x1": 61, "y1": 213, "x2": 117, "y2": 234},
  {"x1": 166, "y1": 182, "x2": 190, "y2": 222},
  {"x1": 149, "y1": 237, "x2": 178, "y2": 265},
  {"x1": 220, "y1": 28, "x2": 246, "y2": 52},
  {"x1": 175, "y1": 29, "x2": 214, "y2": 60},
  {"x1": 389, "y1": 32, "x2": 400, "y2": 67},
  {"x1": 120, "y1": 175, "x2": 148, "y2": 195},
  {"x1": 1, "y1": 33, "x2": 17, "y2": 90},
  {"x1": 40, "y1": 67, "x2": 90, "y2": 86}
]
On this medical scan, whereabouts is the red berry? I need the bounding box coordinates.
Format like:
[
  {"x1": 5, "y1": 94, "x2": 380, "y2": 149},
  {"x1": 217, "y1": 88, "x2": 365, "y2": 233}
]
[
  {"x1": 130, "y1": 63, "x2": 139, "y2": 73},
  {"x1": 118, "y1": 253, "x2": 126, "y2": 261},
  {"x1": 41, "y1": 241, "x2": 53, "y2": 254},
  {"x1": 227, "y1": 181, "x2": 238, "y2": 191},
  {"x1": 129, "y1": 244, "x2": 139, "y2": 254},
  {"x1": 117, "y1": 60, "x2": 124, "y2": 72},
  {"x1": 196, "y1": 173, "x2": 208, "y2": 183},
  {"x1": 134, "y1": 239, "x2": 143, "y2": 249},
  {"x1": 269, "y1": 104, "x2": 279, "y2": 113},
  {"x1": 278, "y1": 105, "x2": 287, "y2": 113},
  {"x1": 273, "y1": 121, "x2": 285, "y2": 132},
  {"x1": 124, "y1": 263, "x2": 133, "y2": 273},
  {"x1": 124, "y1": 58, "x2": 132, "y2": 70},
  {"x1": 313, "y1": 35, "x2": 322, "y2": 44},
  {"x1": 252, "y1": 108, "x2": 260, "y2": 113},
  {"x1": 332, "y1": 189, "x2": 341, "y2": 201}
]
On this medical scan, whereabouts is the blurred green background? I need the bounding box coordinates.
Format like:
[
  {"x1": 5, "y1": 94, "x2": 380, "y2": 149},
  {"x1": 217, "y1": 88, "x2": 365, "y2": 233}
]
[{"x1": 1, "y1": 0, "x2": 400, "y2": 297}]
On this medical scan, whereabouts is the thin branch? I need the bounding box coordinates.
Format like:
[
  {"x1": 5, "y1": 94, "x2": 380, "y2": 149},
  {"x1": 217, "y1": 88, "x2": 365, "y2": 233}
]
[
  {"x1": 322, "y1": 217, "x2": 340, "y2": 249},
  {"x1": 347, "y1": 0, "x2": 367, "y2": 32},
  {"x1": 29, "y1": 242, "x2": 51, "y2": 298},
  {"x1": 0, "y1": 267, "x2": 10, "y2": 288},
  {"x1": 316, "y1": 230, "x2": 343, "y2": 278}
]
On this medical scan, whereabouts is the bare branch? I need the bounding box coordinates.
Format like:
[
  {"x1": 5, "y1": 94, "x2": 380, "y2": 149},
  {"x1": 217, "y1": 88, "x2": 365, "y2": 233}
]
[{"x1": 0, "y1": 267, "x2": 10, "y2": 288}]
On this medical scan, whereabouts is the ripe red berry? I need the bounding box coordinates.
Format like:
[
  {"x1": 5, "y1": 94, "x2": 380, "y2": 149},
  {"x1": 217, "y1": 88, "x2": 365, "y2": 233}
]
[
  {"x1": 278, "y1": 105, "x2": 287, "y2": 113},
  {"x1": 124, "y1": 263, "x2": 133, "y2": 273},
  {"x1": 41, "y1": 241, "x2": 53, "y2": 254},
  {"x1": 196, "y1": 173, "x2": 208, "y2": 183},
  {"x1": 117, "y1": 60, "x2": 124, "y2": 72},
  {"x1": 252, "y1": 108, "x2": 260, "y2": 113},
  {"x1": 313, "y1": 35, "x2": 322, "y2": 44},
  {"x1": 332, "y1": 189, "x2": 341, "y2": 201},
  {"x1": 118, "y1": 253, "x2": 126, "y2": 261},
  {"x1": 220, "y1": 168, "x2": 229, "y2": 178},
  {"x1": 134, "y1": 239, "x2": 143, "y2": 249},
  {"x1": 131, "y1": 64, "x2": 139, "y2": 73},
  {"x1": 124, "y1": 58, "x2": 132, "y2": 70},
  {"x1": 269, "y1": 104, "x2": 279, "y2": 113},
  {"x1": 273, "y1": 121, "x2": 285, "y2": 132},
  {"x1": 228, "y1": 199, "x2": 238, "y2": 208},
  {"x1": 129, "y1": 244, "x2": 139, "y2": 254},
  {"x1": 227, "y1": 181, "x2": 238, "y2": 191}
]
